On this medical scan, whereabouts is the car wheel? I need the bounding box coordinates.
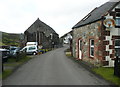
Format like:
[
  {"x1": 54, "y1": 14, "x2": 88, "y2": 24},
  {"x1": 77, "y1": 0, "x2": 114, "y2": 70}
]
[{"x1": 33, "y1": 52, "x2": 36, "y2": 55}]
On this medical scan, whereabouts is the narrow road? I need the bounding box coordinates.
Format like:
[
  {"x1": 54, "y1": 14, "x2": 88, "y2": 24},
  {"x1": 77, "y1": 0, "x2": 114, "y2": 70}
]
[{"x1": 3, "y1": 46, "x2": 111, "y2": 85}]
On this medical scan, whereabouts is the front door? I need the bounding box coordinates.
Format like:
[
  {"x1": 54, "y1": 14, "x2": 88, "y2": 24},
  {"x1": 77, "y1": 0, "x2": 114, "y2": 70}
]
[{"x1": 78, "y1": 40, "x2": 82, "y2": 59}]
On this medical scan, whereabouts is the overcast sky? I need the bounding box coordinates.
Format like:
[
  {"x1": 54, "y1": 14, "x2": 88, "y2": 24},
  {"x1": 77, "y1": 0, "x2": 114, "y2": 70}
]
[{"x1": 0, "y1": 0, "x2": 111, "y2": 37}]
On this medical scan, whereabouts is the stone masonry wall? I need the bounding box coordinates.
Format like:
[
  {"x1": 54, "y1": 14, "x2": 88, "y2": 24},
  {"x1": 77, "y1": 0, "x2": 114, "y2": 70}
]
[{"x1": 72, "y1": 21, "x2": 104, "y2": 66}]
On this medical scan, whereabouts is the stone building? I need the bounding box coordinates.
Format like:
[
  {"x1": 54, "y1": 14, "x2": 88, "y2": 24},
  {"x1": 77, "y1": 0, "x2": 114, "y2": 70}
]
[
  {"x1": 61, "y1": 31, "x2": 72, "y2": 44},
  {"x1": 59, "y1": 31, "x2": 72, "y2": 46},
  {"x1": 24, "y1": 18, "x2": 59, "y2": 49},
  {"x1": 72, "y1": 1, "x2": 120, "y2": 67}
]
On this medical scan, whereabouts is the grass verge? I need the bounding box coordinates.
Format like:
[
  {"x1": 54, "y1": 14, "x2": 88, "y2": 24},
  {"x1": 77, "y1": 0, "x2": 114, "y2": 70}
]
[
  {"x1": 0, "y1": 73, "x2": 2, "y2": 79},
  {"x1": 2, "y1": 69, "x2": 12, "y2": 79},
  {"x1": 65, "y1": 52, "x2": 72, "y2": 57},
  {"x1": 65, "y1": 49, "x2": 120, "y2": 86},
  {"x1": 2, "y1": 56, "x2": 32, "y2": 79},
  {"x1": 92, "y1": 67, "x2": 120, "y2": 86}
]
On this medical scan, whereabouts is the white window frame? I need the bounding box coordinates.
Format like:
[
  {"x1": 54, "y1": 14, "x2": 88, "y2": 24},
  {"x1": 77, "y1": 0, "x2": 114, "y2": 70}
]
[
  {"x1": 90, "y1": 39, "x2": 94, "y2": 57},
  {"x1": 115, "y1": 39, "x2": 120, "y2": 48},
  {"x1": 115, "y1": 39, "x2": 120, "y2": 57},
  {"x1": 115, "y1": 17, "x2": 120, "y2": 26}
]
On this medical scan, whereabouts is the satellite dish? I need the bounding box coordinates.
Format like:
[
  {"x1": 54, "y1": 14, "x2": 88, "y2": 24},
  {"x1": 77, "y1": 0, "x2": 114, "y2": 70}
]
[{"x1": 103, "y1": 18, "x2": 115, "y2": 28}]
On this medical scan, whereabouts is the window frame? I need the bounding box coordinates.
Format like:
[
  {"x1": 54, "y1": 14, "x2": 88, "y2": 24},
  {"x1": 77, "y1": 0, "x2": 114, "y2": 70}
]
[
  {"x1": 115, "y1": 39, "x2": 120, "y2": 57},
  {"x1": 115, "y1": 17, "x2": 120, "y2": 27},
  {"x1": 90, "y1": 39, "x2": 94, "y2": 57}
]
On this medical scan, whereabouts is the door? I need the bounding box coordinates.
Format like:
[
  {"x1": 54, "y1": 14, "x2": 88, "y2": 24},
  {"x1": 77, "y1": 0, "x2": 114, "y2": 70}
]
[{"x1": 78, "y1": 40, "x2": 82, "y2": 59}]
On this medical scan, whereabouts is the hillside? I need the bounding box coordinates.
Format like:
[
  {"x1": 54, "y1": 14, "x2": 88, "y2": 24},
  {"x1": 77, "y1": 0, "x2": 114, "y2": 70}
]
[{"x1": 0, "y1": 31, "x2": 24, "y2": 46}]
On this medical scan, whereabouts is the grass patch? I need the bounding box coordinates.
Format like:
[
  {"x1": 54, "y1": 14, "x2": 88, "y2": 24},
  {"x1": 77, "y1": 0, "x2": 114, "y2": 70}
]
[
  {"x1": 2, "y1": 69, "x2": 12, "y2": 79},
  {"x1": 19, "y1": 56, "x2": 31, "y2": 63},
  {"x1": 4, "y1": 62, "x2": 20, "y2": 67},
  {"x1": 0, "y1": 73, "x2": 2, "y2": 79},
  {"x1": 3, "y1": 56, "x2": 32, "y2": 79},
  {"x1": 7, "y1": 57, "x2": 17, "y2": 63},
  {"x1": 66, "y1": 52, "x2": 72, "y2": 57},
  {"x1": 93, "y1": 67, "x2": 120, "y2": 86},
  {"x1": 7, "y1": 56, "x2": 31, "y2": 64},
  {"x1": 65, "y1": 48, "x2": 72, "y2": 57},
  {"x1": 65, "y1": 49, "x2": 120, "y2": 86}
]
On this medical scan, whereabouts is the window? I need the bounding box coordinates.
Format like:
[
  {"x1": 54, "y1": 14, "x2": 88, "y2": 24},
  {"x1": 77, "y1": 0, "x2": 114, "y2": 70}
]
[
  {"x1": 80, "y1": 40, "x2": 82, "y2": 51},
  {"x1": 115, "y1": 39, "x2": 120, "y2": 57},
  {"x1": 115, "y1": 17, "x2": 120, "y2": 26},
  {"x1": 22, "y1": 48, "x2": 27, "y2": 52},
  {"x1": 29, "y1": 46, "x2": 36, "y2": 50},
  {"x1": 83, "y1": 14, "x2": 91, "y2": 21},
  {"x1": 90, "y1": 39, "x2": 94, "y2": 57}
]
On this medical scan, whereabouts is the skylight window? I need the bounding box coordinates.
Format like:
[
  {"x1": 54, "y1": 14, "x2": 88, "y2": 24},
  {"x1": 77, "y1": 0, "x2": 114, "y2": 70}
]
[{"x1": 82, "y1": 14, "x2": 91, "y2": 21}]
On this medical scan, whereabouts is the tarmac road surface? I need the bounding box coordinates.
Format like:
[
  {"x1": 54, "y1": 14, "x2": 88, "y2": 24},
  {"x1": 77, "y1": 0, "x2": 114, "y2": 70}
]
[{"x1": 3, "y1": 45, "x2": 111, "y2": 85}]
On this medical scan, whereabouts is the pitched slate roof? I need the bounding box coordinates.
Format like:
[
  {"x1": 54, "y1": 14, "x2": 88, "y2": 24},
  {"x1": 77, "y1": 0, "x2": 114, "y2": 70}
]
[
  {"x1": 25, "y1": 18, "x2": 56, "y2": 37},
  {"x1": 72, "y1": 1, "x2": 120, "y2": 29}
]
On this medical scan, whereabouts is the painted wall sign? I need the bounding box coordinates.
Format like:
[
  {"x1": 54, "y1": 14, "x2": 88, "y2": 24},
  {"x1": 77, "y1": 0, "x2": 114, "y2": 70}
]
[{"x1": 103, "y1": 18, "x2": 115, "y2": 28}]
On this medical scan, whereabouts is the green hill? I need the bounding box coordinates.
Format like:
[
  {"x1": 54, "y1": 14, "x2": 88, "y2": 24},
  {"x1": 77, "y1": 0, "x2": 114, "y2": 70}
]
[{"x1": 0, "y1": 31, "x2": 24, "y2": 46}]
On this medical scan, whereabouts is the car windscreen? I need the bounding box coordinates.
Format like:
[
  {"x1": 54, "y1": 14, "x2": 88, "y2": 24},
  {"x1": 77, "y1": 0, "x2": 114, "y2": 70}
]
[{"x1": 10, "y1": 48, "x2": 17, "y2": 50}]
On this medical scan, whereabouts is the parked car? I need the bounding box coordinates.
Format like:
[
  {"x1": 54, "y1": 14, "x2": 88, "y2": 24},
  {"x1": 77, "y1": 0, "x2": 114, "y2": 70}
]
[
  {"x1": 0, "y1": 48, "x2": 9, "y2": 63},
  {"x1": 9, "y1": 46, "x2": 18, "y2": 57},
  {"x1": 9, "y1": 46, "x2": 22, "y2": 58},
  {"x1": 12, "y1": 47, "x2": 21, "y2": 57},
  {"x1": 20, "y1": 45, "x2": 38, "y2": 55}
]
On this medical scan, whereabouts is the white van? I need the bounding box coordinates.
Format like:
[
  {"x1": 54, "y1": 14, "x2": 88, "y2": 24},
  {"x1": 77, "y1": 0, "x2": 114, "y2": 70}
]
[
  {"x1": 26, "y1": 42, "x2": 38, "y2": 46},
  {"x1": 21, "y1": 45, "x2": 38, "y2": 55}
]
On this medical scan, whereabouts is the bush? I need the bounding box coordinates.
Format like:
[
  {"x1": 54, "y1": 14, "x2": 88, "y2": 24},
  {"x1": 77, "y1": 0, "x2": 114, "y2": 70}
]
[
  {"x1": 65, "y1": 48, "x2": 70, "y2": 52},
  {"x1": 8, "y1": 52, "x2": 27, "y2": 62},
  {"x1": 16, "y1": 52, "x2": 26, "y2": 62}
]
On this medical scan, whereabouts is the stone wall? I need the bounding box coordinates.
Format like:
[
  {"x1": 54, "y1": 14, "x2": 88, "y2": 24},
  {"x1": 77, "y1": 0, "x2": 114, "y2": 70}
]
[
  {"x1": 72, "y1": 19, "x2": 120, "y2": 67},
  {"x1": 72, "y1": 21, "x2": 104, "y2": 66}
]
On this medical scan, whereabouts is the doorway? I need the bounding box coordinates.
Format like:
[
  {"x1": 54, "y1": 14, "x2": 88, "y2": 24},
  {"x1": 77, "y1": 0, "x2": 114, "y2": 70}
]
[{"x1": 78, "y1": 39, "x2": 82, "y2": 59}]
